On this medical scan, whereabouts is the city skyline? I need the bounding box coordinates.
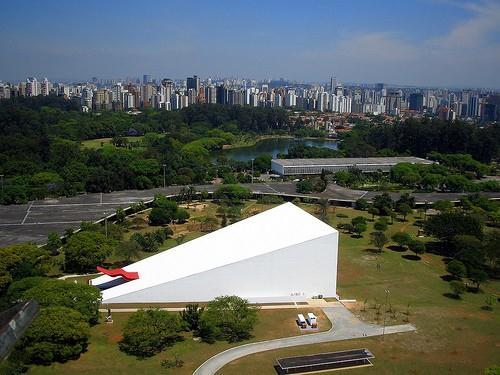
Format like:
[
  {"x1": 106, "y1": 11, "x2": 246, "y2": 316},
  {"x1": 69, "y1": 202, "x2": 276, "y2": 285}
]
[{"x1": 1, "y1": 0, "x2": 500, "y2": 88}]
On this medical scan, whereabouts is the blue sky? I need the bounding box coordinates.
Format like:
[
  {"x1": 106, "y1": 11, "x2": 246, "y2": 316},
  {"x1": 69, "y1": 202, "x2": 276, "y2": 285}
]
[{"x1": 1, "y1": 0, "x2": 499, "y2": 87}]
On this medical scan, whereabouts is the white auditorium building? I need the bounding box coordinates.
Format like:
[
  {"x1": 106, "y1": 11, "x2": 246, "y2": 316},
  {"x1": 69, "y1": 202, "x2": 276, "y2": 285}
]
[{"x1": 91, "y1": 202, "x2": 339, "y2": 304}]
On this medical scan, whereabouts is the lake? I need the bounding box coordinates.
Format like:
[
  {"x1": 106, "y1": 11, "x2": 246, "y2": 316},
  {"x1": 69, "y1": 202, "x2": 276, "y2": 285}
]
[{"x1": 218, "y1": 137, "x2": 338, "y2": 162}]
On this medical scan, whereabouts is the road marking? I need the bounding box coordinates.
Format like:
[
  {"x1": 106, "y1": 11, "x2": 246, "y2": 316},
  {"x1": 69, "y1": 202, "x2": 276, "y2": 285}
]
[
  {"x1": 31, "y1": 201, "x2": 143, "y2": 208},
  {"x1": 20, "y1": 201, "x2": 33, "y2": 224},
  {"x1": 0, "y1": 221, "x2": 82, "y2": 227},
  {"x1": 264, "y1": 183, "x2": 280, "y2": 193}
]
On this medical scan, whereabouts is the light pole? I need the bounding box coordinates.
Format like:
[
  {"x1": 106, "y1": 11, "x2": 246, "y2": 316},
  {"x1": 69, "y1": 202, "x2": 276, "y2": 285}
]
[
  {"x1": 251, "y1": 159, "x2": 254, "y2": 184},
  {"x1": 383, "y1": 313, "x2": 387, "y2": 340},
  {"x1": 104, "y1": 213, "x2": 108, "y2": 238},
  {"x1": 162, "y1": 164, "x2": 166, "y2": 189}
]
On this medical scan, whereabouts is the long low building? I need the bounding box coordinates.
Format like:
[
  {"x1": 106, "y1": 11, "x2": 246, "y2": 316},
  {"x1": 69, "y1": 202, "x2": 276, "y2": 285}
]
[
  {"x1": 271, "y1": 156, "x2": 433, "y2": 175},
  {"x1": 91, "y1": 203, "x2": 339, "y2": 304}
]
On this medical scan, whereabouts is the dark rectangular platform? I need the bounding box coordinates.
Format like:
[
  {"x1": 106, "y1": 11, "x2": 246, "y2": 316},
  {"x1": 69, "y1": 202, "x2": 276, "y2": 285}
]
[{"x1": 277, "y1": 349, "x2": 374, "y2": 374}]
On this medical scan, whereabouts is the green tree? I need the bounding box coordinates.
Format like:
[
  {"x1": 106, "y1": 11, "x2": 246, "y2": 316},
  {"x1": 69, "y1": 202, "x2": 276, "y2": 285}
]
[
  {"x1": 355, "y1": 198, "x2": 369, "y2": 211},
  {"x1": 6, "y1": 276, "x2": 47, "y2": 304},
  {"x1": 13, "y1": 307, "x2": 90, "y2": 366},
  {"x1": 46, "y1": 232, "x2": 62, "y2": 255},
  {"x1": 0, "y1": 243, "x2": 47, "y2": 294},
  {"x1": 408, "y1": 240, "x2": 426, "y2": 258},
  {"x1": 370, "y1": 231, "x2": 389, "y2": 253},
  {"x1": 200, "y1": 295, "x2": 259, "y2": 343},
  {"x1": 21, "y1": 278, "x2": 101, "y2": 324},
  {"x1": 449, "y1": 280, "x2": 466, "y2": 298},
  {"x1": 368, "y1": 206, "x2": 379, "y2": 220},
  {"x1": 397, "y1": 203, "x2": 413, "y2": 221},
  {"x1": 119, "y1": 309, "x2": 182, "y2": 358},
  {"x1": 63, "y1": 231, "x2": 115, "y2": 273},
  {"x1": 175, "y1": 208, "x2": 190, "y2": 223},
  {"x1": 433, "y1": 200, "x2": 454, "y2": 212},
  {"x1": 446, "y1": 260, "x2": 467, "y2": 279},
  {"x1": 353, "y1": 223, "x2": 368, "y2": 237},
  {"x1": 115, "y1": 240, "x2": 142, "y2": 262},
  {"x1": 372, "y1": 193, "x2": 394, "y2": 216},
  {"x1": 374, "y1": 218, "x2": 388, "y2": 231},
  {"x1": 213, "y1": 185, "x2": 252, "y2": 205},
  {"x1": 424, "y1": 211, "x2": 483, "y2": 243},
  {"x1": 115, "y1": 207, "x2": 126, "y2": 224},
  {"x1": 351, "y1": 216, "x2": 368, "y2": 227},
  {"x1": 296, "y1": 179, "x2": 314, "y2": 194},
  {"x1": 468, "y1": 269, "x2": 488, "y2": 292},
  {"x1": 391, "y1": 232, "x2": 412, "y2": 250},
  {"x1": 149, "y1": 207, "x2": 172, "y2": 225},
  {"x1": 180, "y1": 304, "x2": 204, "y2": 332}
]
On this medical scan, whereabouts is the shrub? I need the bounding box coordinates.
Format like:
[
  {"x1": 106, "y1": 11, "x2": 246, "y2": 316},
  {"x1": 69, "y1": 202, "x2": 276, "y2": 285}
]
[
  {"x1": 149, "y1": 207, "x2": 172, "y2": 225},
  {"x1": 119, "y1": 309, "x2": 182, "y2": 358},
  {"x1": 180, "y1": 304, "x2": 204, "y2": 332},
  {"x1": 199, "y1": 296, "x2": 259, "y2": 343}
]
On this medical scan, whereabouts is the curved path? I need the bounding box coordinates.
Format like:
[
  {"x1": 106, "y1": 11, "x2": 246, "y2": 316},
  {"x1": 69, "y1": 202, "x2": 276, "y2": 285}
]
[{"x1": 193, "y1": 304, "x2": 416, "y2": 375}]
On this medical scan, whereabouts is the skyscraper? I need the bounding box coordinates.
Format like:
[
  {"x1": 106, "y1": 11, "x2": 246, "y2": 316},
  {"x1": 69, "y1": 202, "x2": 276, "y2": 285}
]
[
  {"x1": 143, "y1": 74, "x2": 152, "y2": 84},
  {"x1": 186, "y1": 75, "x2": 200, "y2": 92},
  {"x1": 409, "y1": 93, "x2": 424, "y2": 111},
  {"x1": 330, "y1": 77, "x2": 337, "y2": 92}
]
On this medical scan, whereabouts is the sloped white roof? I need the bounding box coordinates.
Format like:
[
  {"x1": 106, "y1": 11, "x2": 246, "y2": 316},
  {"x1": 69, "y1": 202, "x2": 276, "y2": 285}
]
[{"x1": 93, "y1": 202, "x2": 337, "y2": 302}]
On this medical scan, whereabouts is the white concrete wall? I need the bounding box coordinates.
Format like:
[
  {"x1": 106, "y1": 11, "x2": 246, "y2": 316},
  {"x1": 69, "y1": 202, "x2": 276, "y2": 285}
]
[
  {"x1": 270, "y1": 160, "x2": 285, "y2": 175},
  {"x1": 103, "y1": 232, "x2": 338, "y2": 303}
]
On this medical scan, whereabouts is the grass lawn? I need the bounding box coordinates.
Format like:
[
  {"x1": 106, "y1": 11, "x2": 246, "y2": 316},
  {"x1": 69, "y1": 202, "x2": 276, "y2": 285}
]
[
  {"x1": 29, "y1": 307, "x2": 330, "y2": 375},
  {"x1": 220, "y1": 207, "x2": 500, "y2": 374},
  {"x1": 81, "y1": 135, "x2": 164, "y2": 150}
]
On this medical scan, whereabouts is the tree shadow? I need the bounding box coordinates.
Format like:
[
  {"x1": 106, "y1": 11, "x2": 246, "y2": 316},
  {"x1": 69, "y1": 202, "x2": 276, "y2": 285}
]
[
  {"x1": 364, "y1": 248, "x2": 381, "y2": 254},
  {"x1": 466, "y1": 286, "x2": 482, "y2": 294},
  {"x1": 425, "y1": 241, "x2": 450, "y2": 256},
  {"x1": 440, "y1": 274, "x2": 455, "y2": 282},
  {"x1": 402, "y1": 254, "x2": 421, "y2": 261},
  {"x1": 480, "y1": 305, "x2": 493, "y2": 311},
  {"x1": 443, "y1": 292, "x2": 461, "y2": 300},
  {"x1": 387, "y1": 245, "x2": 406, "y2": 253},
  {"x1": 350, "y1": 234, "x2": 363, "y2": 239},
  {"x1": 414, "y1": 219, "x2": 425, "y2": 227}
]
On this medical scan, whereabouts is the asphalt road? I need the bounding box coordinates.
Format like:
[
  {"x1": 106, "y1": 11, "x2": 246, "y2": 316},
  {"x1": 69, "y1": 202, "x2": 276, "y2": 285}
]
[
  {"x1": 193, "y1": 303, "x2": 416, "y2": 375},
  {"x1": 0, "y1": 182, "x2": 498, "y2": 247}
]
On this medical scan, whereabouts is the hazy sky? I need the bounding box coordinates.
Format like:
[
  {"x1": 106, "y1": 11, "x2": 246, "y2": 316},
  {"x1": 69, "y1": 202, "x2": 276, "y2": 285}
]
[{"x1": 1, "y1": 0, "x2": 500, "y2": 87}]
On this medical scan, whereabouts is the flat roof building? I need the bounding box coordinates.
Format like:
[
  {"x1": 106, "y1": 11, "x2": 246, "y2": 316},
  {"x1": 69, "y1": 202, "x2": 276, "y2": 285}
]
[
  {"x1": 271, "y1": 157, "x2": 433, "y2": 175},
  {"x1": 91, "y1": 203, "x2": 339, "y2": 304}
]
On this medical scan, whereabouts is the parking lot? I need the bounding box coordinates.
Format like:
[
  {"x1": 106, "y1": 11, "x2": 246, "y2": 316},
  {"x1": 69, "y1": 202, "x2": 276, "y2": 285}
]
[{"x1": 0, "y1": 182, "x2": 498, "y2": 247}]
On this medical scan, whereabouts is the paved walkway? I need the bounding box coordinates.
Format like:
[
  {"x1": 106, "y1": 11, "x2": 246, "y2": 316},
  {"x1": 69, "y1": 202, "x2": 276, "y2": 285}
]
[{"x1": 193, "y1": 303, "x2": 416, "y2": 375}]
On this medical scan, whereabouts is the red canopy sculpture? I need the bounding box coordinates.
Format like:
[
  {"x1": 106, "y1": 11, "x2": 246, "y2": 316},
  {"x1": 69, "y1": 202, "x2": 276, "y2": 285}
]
[{"x1": 96, "y1": 266, "x2": 139, "y2": 281}]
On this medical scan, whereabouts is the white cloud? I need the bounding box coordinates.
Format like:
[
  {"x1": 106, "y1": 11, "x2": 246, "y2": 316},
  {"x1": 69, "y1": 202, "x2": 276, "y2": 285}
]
[{"x1": 299, "y1": 0, "x2": 500, "y2": 87}]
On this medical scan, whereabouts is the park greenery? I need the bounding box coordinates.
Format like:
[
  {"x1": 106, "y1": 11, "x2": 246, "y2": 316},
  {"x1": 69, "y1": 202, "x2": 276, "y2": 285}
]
[
  {"x1": 0, "y1": 96, "x2": 290, "y2": 203},
  {"x1": 119, "y1": 309, "x2": 183, "y2": 358},
  {"x1": 1, "y1": 96, "x2": 499, "y2": 205},
  {"x1": 0, "y1": 195, "x2": 498, "y2": 374},
  {"x1": 118, "y1": 296, "x2": 258, "y2": 359}
]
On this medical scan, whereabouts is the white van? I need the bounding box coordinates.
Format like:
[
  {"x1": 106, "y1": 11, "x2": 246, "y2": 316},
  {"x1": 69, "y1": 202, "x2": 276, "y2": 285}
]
[
  {"x1": 307, "y1": 312, "x2": 317, "y2": 328},
  {"x1": 297, "y1": 314, "x2": 307, "y2": 328}
]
